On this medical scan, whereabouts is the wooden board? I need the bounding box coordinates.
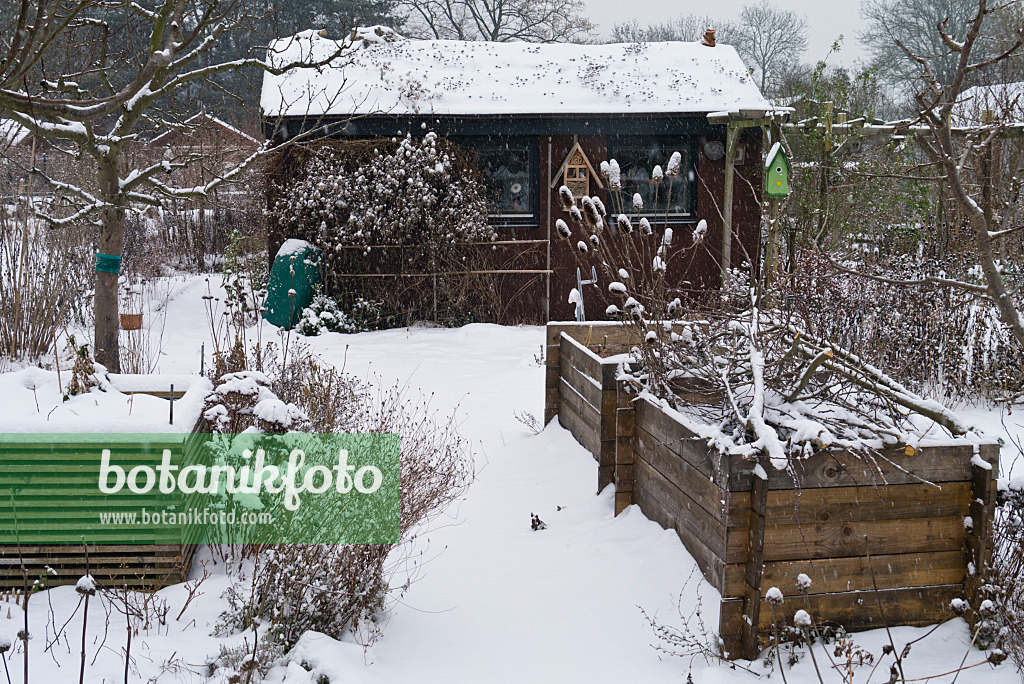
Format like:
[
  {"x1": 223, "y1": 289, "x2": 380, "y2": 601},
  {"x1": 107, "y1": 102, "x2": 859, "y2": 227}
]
[
  {"x1": 723, "y1": 550, "x2": 966, "y2": 598},
  {"x1": 728, "y1": 446, "x2": 977, "y2": 491},
  {"x1": 633, "y1": 482, "x2": 725, "y2": 591},
  {"x1": 634, "y1": 426, "x2": 728, "y2": 523},
  {"x1": 726, "y1": 481, "x2": 971, "y2": 528},
  {"x1": 720, "y1": 584, "x2": 961, "y2": 641},
  {"x1": 634, "y1": 398, "x2": 722, "y2": 480},
  {"x1": 726, "y1": 515, "x2": 966, "y2": 563}
]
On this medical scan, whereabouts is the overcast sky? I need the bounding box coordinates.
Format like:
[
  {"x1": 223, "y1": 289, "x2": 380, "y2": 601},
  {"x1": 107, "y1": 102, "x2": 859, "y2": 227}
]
[{"x1": 584, "y1": 0, "x2": 869, "y2": 68}]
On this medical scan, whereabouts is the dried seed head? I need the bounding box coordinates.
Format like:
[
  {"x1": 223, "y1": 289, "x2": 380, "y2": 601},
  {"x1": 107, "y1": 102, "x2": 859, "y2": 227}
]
[
  {"x1": 556, "y1": 218, "x2": 571, "y2": 239},
  {"x1": 639, "y1": 217, "x2": 653, "y2": 235},
  {"x1": 617, "y1": 214, "x2": 633, "y2": 233},
  {"x1": 75, "y1": 575, "x2": 97, "y2": 596},
  {"x1": 666, "y1": 151, "x2": 683, "y2": 178},
  {"x1": 558, "y1": 185, "x2": 575, "y2": 211},
  {"x1": 581, "y1": 197, "x2": 600, "y2": 228},
  {"x1": 577, "y1": 240, "x2": 589, "y2": 254}
]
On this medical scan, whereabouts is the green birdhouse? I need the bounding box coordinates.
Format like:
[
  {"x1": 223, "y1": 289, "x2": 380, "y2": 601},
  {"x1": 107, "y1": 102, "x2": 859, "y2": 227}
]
[{"x1": 764, "y1": 142, "x2": 791, "y2": 198}]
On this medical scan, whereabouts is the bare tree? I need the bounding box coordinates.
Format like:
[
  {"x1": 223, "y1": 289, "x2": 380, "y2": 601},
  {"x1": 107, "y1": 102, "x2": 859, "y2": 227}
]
[
  {"x1": 898, "y1": 0, "x2": 1024, "y2": 351},
  {"x1": 861, "y1": 0, "x2": 994, "y2": 108},
  {"x1": 0, "y1": 0, "x2": 343, "y2": 371},
  {"x1": 815, "y1": 1, "x2": 1024, "y2": 356},
  {"x1": 400, "y1": 0, "x2": 594, "y2": 43},
  {"x1": 733, "y1": 0, "x2": 808, "y2": 95}
]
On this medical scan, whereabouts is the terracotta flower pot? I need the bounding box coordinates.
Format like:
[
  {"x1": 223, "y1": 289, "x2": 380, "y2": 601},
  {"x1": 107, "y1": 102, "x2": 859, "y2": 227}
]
[{"x1": 120, "y1": 313, "x2": 143, "y2": 331}]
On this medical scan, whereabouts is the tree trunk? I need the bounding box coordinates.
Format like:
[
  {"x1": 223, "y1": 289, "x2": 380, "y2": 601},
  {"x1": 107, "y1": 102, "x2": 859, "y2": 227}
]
[{"x1": 95, "y1": 156, "x2": 123, "y2": 373}]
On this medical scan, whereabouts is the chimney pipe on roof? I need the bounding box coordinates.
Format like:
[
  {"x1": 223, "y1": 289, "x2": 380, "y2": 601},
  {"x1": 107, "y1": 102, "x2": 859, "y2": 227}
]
[{"x1": 702, "y1": 28, "x2": 716, "y2": 47}]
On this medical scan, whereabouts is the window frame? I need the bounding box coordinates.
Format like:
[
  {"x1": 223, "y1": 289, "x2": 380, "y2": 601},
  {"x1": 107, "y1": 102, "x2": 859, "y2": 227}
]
[
  {"x1": 605, "y1": 137, "x2": 698, "y2": 222},
  {"x1": 459, "y1": 136, "x2": 540, "y2": 228}
]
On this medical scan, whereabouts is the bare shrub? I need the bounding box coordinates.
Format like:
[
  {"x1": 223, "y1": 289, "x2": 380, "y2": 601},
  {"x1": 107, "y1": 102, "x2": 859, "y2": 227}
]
[
  {"x1": 203, "y1": 338, "x2": 472, "y2": 648},
  {"x1": 0, "y1": 205, "x2": 91, "y2": 361},
  {"x1": 789, "y1": 250, "x2": 1022, "y2": 404},
  {"x1": 554, "y1": 160, "x2": 965, "y2": 470},
  {"x1": 984, "y1": 480, "x2": 1024, "y2": 667},
  {"x1": 124, "y1": 193, "x2": 266, "y2": 278}
]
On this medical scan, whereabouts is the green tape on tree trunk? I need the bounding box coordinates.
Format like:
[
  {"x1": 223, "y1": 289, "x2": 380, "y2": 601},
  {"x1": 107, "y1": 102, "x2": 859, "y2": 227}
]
[{"x1": 95, "y1": 253, "x2": 122, "y2": 274}]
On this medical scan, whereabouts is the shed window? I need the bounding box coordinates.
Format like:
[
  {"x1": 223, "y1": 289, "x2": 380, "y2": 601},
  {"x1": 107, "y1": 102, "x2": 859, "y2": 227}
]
[
  {"x1": 475, "y1": 143, "x2": 536, "y2": 223},
  {"x1": 607, "y1": 140, "x2": 695, "y2": 219}
]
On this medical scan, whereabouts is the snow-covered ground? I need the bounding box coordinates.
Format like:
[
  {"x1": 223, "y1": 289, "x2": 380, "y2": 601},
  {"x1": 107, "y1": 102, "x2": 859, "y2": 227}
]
[{"x1": 0, "y1": 274, "x2": 1019, "y2": 682}]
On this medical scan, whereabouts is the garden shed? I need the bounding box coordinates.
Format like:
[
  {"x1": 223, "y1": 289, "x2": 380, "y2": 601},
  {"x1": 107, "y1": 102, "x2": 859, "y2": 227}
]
[{"x1": 260, "y1": 27, "x2": 775, "y2": 322}]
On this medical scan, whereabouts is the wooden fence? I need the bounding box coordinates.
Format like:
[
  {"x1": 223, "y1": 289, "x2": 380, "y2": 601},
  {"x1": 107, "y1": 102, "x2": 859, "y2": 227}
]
[{"x1": 545, "y1": 322, "x2": 1000, "y2": 660}]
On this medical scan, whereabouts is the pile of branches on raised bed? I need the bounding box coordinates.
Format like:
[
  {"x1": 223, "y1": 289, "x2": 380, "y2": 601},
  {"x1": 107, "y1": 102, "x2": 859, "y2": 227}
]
[{"x1": 554, "y1": 165, "x2": 970, "y2": 470}]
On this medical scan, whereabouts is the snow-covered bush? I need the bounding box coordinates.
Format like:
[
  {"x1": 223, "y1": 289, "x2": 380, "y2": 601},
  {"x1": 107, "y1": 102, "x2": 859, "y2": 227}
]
[
  {"x1": 982, "y1": 480, "x2": 1024, "y2": 665},
  {"x1": 296, "y1": 294, "x2": 386, "y2": 336},
  {"x1": 202, "y1": 369, "x2": 310, "y2": 434},
  {"x1": 206, "y1": 344, "x2": 472, "y2": 648},
  {"x1": 270, "y1": 133, "x2": 498, "y2": 326}
]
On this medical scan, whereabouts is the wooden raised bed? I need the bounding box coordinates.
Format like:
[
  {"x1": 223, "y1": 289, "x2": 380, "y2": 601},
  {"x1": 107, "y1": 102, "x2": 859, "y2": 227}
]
[
  {"x1": 0, "y1": 431, "x2": 205, "y2": 592},
  {"x1": 545, "y1": 322, "x2": 1000, "y2": 660}
]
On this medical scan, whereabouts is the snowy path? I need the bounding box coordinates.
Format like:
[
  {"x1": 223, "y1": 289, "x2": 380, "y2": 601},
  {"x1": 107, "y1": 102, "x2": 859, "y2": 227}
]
[{"x1": 275, "y1": 324, "x2": 716, "y2": 682}]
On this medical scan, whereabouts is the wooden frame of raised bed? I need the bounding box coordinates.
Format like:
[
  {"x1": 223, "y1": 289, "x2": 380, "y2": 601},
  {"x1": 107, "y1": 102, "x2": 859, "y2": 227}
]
[
  {"x1": 545, "y1": 322, "x2": 1000, "y2": 660},
  {"x1": 0, "y1": 432, "x2": 204, "y2": 592}
]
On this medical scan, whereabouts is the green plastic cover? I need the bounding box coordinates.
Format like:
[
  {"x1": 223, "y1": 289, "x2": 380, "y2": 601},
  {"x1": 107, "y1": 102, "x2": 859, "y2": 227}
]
[{"x1": 264, "y1": 239, "x2": 322, "y2": 329}]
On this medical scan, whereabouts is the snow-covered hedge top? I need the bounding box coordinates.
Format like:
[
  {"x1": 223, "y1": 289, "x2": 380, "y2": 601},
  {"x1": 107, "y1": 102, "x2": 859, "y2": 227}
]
[{"x1": 261, "y1": 28, "x2": 771, "y2": 118}]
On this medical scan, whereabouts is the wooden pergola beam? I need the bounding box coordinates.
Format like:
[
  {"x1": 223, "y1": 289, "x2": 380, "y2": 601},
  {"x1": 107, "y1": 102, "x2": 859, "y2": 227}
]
[{"x1": 709, "y1": 110, "x2": 790, "y2": 284}]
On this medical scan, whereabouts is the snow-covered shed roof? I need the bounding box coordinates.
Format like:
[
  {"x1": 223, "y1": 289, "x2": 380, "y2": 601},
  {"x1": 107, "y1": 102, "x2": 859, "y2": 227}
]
[
  {"x1": 260, "y1": 27, "x2": 772, "y2": 119},
  {"x1": 957, "y1": 81, "x2": 1024, "y2": 124}
]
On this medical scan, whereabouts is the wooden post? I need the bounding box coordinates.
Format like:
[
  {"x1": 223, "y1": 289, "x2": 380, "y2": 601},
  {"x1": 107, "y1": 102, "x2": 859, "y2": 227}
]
[
  {"x1": 966, "y1": 443, "x2": 999, "y2": 627},
  {"x1": 614, "y1": 378, "x2": 636, "y2": 515},
  {"x1": 740, "y1": 465, "x2": 769, "y2": 660},
  {"x1": 721, "y1": 125, "x2": 741, "y2": 286},
  {"x1": 543, "y1": 325, "x2": 561, "y2": 425},
  {"x1": 819, "y1": 102, "x2": 833, "y2": 243}
]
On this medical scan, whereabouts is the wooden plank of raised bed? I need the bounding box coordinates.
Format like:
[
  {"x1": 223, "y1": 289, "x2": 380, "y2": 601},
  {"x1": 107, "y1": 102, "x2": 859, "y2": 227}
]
[
  {"x1": 635, "y1": 426, "x2": 727, "y2": 523},
  {"x1": 614, "y1": 380, "x2": 636, "y2": 515},
  {"x1": 560, "y1": 334, "x2": 603, "y2": 382},
  {"x1": 558, "y1": 378, "x2": 603, "y2": 438},
  {"x1": 557, "y1": 401, "x2": 601, "y2": 457},
  {"x1": 560, "y1": 355, "x2": 605, "y2": 410},
  {"x1": 634, "y1": 458, "x2": 728, "y2": 556},
  {"x1": 728, "y1": 446, "x2": 975, "y2": 491},
  {"x1": 740, "y1": 473, "x2": 769, "y2": 659},
  {"x1": 634, "y1": 399, "x2": 720, "y2": 479},
  {"x1": 723, "y1": 549, "x2": 966, "y2": 597},
  {"x1": 725, "y1": 482, "x2": 972, "y2": 527},
  {"x1": 633, "y1": 482, "x2": 726, "y2": 591},
  {"x1": 727, "y1": 516, "x2": 966, "y2": 562},
  {"x1": 719, "y1": 584, "x2": 961, "y2": 641}
]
